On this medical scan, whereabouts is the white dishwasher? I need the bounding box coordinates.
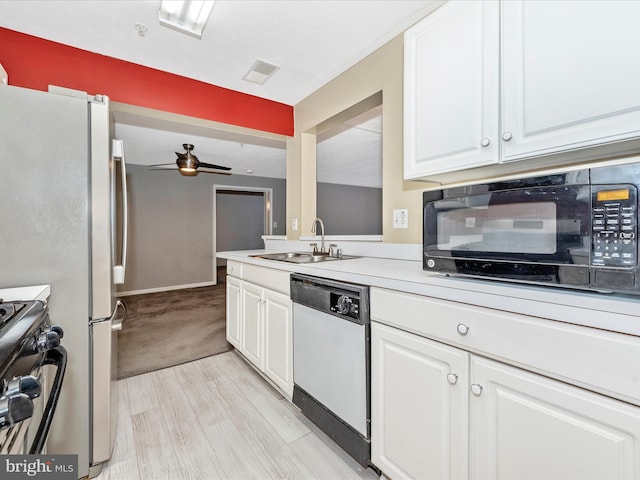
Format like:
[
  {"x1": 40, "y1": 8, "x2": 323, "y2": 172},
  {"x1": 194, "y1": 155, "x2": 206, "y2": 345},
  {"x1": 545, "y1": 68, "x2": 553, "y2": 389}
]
[{"x1": 291, "y1": 273, "x2": 370, "y2": 467}]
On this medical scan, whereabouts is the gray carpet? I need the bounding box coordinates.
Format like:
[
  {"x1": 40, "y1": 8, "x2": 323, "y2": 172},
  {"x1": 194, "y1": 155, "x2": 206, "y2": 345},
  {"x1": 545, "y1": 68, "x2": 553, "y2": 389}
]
[{"x1": 117, "y1": 272, "x2": 231, "y2": 379}]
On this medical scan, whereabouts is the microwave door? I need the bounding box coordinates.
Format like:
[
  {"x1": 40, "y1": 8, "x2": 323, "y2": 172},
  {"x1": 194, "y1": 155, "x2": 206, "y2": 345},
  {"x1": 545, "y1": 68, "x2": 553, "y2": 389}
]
[{"x1": 425, "y1": 186, "x2": 591, "y2": 266}]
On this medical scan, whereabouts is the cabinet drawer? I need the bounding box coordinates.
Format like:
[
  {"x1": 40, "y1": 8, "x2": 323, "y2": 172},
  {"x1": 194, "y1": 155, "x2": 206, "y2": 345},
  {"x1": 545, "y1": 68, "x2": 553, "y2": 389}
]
[
  {"x1": 371, "y1": 287, "x2": 640, "y2": 406},
  {"x1": 242, "y1": 264, "x2": 290, "y2": 295},
  {"x1": 226, "y1": 260, "x2": 242, "y2": 279}
]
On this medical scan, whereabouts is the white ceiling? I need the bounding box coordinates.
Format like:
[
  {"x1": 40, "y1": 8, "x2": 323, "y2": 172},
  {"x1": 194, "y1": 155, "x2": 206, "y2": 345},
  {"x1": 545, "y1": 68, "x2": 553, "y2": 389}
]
[{"x1": 0, "y1": 0, "x2": 441, "y2": 184}]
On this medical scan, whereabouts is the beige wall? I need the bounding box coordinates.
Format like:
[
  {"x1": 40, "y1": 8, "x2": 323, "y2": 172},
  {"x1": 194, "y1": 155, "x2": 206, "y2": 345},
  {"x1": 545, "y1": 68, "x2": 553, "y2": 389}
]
[{"x1": 287, "y1": 34, "x2": 425, "y2": 243}]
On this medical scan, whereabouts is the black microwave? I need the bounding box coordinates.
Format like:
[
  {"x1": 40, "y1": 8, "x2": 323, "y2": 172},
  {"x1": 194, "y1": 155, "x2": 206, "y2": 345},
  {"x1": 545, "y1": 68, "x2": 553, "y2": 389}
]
[{"x1": 423, "y1": 162, "x2": 640, "y2": 294}]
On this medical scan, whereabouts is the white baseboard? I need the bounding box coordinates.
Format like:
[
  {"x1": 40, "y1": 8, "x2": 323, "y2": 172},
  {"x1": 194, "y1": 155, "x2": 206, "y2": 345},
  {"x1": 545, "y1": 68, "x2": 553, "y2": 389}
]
[{"x1": 117, "y1": 280, "x2": 217, "y2": 297}]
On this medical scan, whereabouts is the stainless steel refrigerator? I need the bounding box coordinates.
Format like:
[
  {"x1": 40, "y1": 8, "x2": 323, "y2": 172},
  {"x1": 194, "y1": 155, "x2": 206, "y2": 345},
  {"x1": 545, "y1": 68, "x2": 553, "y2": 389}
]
[{"x1": 0, "y1": 84, "x2": 128, "y2": 478}]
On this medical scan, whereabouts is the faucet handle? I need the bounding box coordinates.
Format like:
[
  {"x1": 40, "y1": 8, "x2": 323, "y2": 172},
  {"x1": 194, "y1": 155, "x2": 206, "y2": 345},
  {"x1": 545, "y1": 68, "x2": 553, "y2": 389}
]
[
  {"x1": 329, "y1": 243, "x2": 338, "y2": 257},
  {"x1": 309, "y1": 242, "x2": 318, "y2": 254}
]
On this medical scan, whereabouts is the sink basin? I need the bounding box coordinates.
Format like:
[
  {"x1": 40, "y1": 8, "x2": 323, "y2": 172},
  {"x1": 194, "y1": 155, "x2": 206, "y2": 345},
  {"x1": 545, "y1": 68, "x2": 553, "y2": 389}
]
[{"x1": 251, "y1": 252, "x2": 359, "y2": 264}]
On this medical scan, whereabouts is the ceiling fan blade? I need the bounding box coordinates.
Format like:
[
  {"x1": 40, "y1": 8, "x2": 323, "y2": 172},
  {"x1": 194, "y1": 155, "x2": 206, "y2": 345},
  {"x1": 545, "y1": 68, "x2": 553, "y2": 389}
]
[
  {"x1": 198, "y1": 170, "x2": 232, "y2": 175},
  {"x1": 199, "y1": 161, "x2": 232, "y2": 171},
  {"x1": 148, "y1": 162, "x2": 177, "y2": 167}
]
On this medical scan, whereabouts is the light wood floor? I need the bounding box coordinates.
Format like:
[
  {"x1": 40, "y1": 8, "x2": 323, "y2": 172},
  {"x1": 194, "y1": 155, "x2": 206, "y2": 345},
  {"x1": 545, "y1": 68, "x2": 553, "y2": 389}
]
[{"x1": 96, "y1": 350, "x2": 380, "y2": 480}]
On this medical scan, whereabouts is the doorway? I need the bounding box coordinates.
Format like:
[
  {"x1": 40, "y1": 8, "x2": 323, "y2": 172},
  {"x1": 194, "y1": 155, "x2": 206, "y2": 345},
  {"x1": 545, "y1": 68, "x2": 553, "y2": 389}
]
[{"x1": 213, "y1": 185, "x2": 273, "y2": 282}]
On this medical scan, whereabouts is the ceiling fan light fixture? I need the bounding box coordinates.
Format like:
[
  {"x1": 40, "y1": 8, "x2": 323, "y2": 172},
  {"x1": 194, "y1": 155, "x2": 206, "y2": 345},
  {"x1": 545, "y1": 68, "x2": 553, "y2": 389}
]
[
  {"x1": 159, "y1": 0, "x2": 215, "y2": 39},
  {"x1": 179, "y1": 168, "x2": 198, "y2": 176}
]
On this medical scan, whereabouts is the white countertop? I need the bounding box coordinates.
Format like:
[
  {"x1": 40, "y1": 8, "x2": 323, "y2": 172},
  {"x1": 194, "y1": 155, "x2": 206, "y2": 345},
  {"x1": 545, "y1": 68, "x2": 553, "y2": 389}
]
[
  {"x1": 219, "y1": 250, "x2": 640, "y2": 337},
  {"x1": 0, "y1": 284, "x2": 50, "y2": 302}
]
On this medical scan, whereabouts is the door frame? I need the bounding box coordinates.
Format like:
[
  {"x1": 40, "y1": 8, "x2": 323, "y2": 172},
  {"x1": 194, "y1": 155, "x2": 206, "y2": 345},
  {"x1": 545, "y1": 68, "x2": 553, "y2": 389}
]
[{"x1": 212, "y1": 185, "x2": 273, "y2": 282}]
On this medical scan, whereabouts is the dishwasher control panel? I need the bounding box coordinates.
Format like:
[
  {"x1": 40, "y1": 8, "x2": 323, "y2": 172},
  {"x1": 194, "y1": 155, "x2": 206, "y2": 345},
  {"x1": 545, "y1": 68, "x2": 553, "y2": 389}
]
[
  {"x1": 290, "y1": 273, "x2": 369, "y2": 325},
  {"x1": 330, "y1": 293, "x2": 360, "y2": 320}
]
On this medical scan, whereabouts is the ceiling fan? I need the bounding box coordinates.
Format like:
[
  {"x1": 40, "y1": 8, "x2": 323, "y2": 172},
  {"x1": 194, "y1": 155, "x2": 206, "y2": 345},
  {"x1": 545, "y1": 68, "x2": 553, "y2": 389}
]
[{"x1": 150, "y1": 144, "x2": 232, "y2": 176}]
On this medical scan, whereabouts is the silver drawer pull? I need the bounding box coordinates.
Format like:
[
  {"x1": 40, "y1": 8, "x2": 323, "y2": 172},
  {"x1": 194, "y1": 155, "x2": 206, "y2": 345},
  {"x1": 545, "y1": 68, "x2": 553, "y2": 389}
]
[
  {"x1": 471, "y1": 384, "x2": 483, "y2": 396},
  {"x1": 456, "y1": 323, "x2": 469, "y2": 336},
  {"x1": 447, "y1": 373, "x2": 458, "y2": 385}
]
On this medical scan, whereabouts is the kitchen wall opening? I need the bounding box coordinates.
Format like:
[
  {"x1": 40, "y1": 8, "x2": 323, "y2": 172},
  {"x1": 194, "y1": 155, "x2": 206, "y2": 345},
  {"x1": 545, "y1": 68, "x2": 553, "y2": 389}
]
[
  {"x1": 316, "y1": 93, "x2": 383, "y2": 236},
  {"x1": 214, "y1": 186, "x2": 273, "y2": 279}
]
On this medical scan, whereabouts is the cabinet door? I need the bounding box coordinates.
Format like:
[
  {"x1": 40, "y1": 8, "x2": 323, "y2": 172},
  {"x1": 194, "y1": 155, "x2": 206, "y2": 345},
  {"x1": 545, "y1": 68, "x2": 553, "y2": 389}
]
[
  {"x1": 470, "y1": 356, "x2": 640, "y2": 479},
  {"x1": 404, "y1": 0, "x2": 499, "y2": 179},
  {"x1": 225, "y1": 275, "x2": 242, "y2": 349},
  {"x1": 240, "y1": 281, "x2": 263, "y2": 369},
  {"x1": 263, "y1": 288, "x2": 293, "y2": 398},
  {"x1": 501, "y1": 1, "x2": 640, "y2": 161},
  {"x1": 371, "y1": 322, "x2": 469, "y2": 480}
]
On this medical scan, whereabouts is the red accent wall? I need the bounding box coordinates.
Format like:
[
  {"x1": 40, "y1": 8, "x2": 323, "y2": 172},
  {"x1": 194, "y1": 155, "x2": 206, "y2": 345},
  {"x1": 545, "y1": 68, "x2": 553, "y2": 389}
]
[{"x1": 0, "y1": 27, "x2": 294, "y2": 136}]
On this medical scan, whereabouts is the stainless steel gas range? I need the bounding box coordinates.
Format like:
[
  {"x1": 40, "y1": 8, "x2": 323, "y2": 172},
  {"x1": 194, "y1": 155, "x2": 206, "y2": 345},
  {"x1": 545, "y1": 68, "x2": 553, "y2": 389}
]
[{"x1": 0, "y1": 299, "x2": 66, "y2": 454}]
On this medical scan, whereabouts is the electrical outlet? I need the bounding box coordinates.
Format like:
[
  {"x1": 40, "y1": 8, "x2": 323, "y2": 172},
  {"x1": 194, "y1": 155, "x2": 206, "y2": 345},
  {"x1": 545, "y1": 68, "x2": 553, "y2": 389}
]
[
  {"x1": 393, "y1": 209, "x2": 409, "y2": 229},
  {"x1": 292, "y1": 218, "x2": 298, "y2": 231},
  {"x1": 273, "y1": 221, "x2": 278, "y2": 229}
]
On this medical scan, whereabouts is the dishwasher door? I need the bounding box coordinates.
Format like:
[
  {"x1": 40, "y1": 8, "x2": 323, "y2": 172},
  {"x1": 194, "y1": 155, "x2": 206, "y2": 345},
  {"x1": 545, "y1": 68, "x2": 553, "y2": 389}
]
[{"x1": 293, "y1": 303, "x2": 368, "y2": 437}]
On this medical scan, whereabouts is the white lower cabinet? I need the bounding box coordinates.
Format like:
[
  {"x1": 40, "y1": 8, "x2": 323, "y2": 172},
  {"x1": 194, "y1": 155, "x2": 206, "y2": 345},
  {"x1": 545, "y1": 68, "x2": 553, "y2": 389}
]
[
  {"x1": 240, "y1": 281, "x2": 264, "y2": 369},
  {"x1": 470, "y1": 356, "x2": 640, "y2": 480},
  {"x1": 371, "y1": 321, "x2": 640, "y2": 479},
  {"x1": 225, "y1": 275, "x2": 241, "y2": 349},
  {"x1": 371, "y1": 322, "x2": 469, "y2": 480},
  {"x1": 226, "y1": 272, "x2": 293, "y2": 398},
  {"x1": 262, "y1": 288, "x2": 293, "y2": 396}
]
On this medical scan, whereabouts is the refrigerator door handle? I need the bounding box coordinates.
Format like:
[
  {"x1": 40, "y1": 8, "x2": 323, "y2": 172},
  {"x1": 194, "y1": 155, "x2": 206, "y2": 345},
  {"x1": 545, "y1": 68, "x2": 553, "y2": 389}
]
[
  {"x1": 112, "y1": 139, "x2": 128, "y2": 285},
  {"x1": 110, "y1": 299, "x2": 127, "y2": 331}
]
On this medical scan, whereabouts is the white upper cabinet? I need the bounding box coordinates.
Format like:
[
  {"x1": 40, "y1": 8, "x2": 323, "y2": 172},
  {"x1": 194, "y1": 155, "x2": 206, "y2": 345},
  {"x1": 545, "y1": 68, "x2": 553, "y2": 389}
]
[
  {"x1": 404, "y1": 0, "x2": 500, "y2": 178},
  {"x1": 502, "y1": 0, "x2": 640, "y2": 161},
  {"x1": 405, "y1": 0, "x2": 640, "y2": 181}
]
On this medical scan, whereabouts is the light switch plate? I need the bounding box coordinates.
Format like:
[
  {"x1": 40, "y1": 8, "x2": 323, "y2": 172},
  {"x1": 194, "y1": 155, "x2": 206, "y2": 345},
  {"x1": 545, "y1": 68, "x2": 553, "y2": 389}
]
[{"x1": 393, "y1": 209, "x2": 408, "y2": 229}]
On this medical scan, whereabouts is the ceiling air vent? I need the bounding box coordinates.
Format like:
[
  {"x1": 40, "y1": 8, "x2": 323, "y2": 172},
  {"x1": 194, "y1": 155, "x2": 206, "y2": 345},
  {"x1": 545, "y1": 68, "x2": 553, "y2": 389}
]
[{"x1": 243, "y1": 59, "x2": 280, "y2": 85}]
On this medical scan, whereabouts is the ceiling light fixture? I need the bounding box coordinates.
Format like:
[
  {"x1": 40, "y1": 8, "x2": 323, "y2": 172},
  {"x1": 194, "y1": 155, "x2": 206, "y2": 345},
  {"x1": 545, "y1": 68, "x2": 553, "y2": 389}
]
[
  {"x1": 159, "y1": 0, "x2": 215, "y2": 39},
  {"x1": 243, "y1": 59, "x2": 280, "y2": 85}
]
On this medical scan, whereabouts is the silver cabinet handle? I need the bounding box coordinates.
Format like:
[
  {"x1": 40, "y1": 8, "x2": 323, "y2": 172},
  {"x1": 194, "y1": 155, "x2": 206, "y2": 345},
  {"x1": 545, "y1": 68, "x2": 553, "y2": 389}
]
[
  {"x1": 456, "y1": 323, "x2": 469, "y2": 336},
  {"x1": 447, "y1": 373, "x2": 458, "y2": 385},
  {"x1": 471, "y1": 384, "x2": 483, "y2": 396},
  {"x1": 481, "y1": 138, "x2": 491, "y2": 147},
  {"x1": 502, "y1": 132, "x2": 513, "y2": 141}
]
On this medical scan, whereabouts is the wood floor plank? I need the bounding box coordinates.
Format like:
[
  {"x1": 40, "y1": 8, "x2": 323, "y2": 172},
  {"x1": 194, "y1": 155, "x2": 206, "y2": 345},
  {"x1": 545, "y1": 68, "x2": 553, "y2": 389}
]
[
  {"x1": 131, "y1": 409, "x2": 182, "y2": 480},
  {"x1": 290, "y1": 432, "x2": 366, "y2": 480},
  {"x1": 125, "y1": 371, "x2": 160, "y2": 416},
  {"x1": 282, "y1": 401, "x2": 380, "y2": 480},
  {"x1": 232, "y1": 366, "x2": 311, "y2": 444},
  {"x1": 173, "y1": 359, "x2": 229, "y2": 427},
  {"x1": 203, "y1": 418, "x2": 271, "y2": 480},
  {"x1": 212, "y1": 360, "x2": 316, "y2": 479},
  {"x1": 100, "y1": 351, "x2": 381, "y2": 480},
  {"x1": 151, "y1": 366, "x2": 227, "y2": 480},
  {"x1": 96, "y1": 457, "x2": 141, "y2": 480},
  {"x1": 110, "y1": 378, "x2": 137, "y2": 464}
]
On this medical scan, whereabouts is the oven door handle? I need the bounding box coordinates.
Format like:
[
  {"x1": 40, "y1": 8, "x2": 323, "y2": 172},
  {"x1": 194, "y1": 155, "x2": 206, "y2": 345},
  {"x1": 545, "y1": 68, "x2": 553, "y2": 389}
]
[{"x1": 28, "y1": 345, "x2": 68, "y2": 455}]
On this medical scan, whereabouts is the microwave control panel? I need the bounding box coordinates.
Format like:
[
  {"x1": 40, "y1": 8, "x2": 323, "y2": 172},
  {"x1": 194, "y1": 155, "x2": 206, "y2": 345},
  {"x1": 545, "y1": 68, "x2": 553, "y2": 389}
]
[{"x1": 591, "y1": 185, "x2": 637, "y2": 267}]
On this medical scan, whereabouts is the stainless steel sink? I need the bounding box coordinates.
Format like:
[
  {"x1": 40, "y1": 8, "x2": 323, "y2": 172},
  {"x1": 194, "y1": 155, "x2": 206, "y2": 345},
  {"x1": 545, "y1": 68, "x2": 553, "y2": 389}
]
[{"x1": 251, "y1": 252, "x2": 359, "y2": 264}]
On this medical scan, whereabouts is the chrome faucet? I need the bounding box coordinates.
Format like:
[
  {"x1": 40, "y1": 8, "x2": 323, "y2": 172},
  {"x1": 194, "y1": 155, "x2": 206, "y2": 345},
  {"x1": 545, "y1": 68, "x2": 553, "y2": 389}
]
[{"x1": 310, "y1": 217, "x2": 326, "y2": 254}]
